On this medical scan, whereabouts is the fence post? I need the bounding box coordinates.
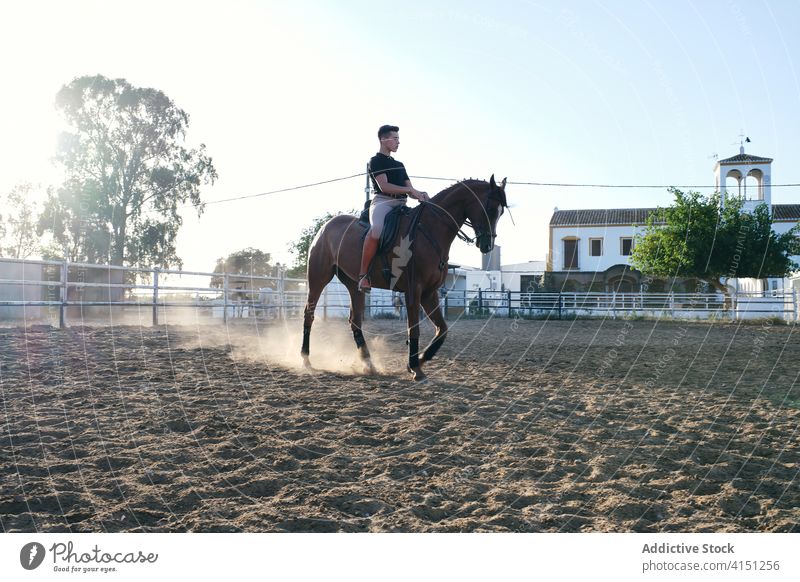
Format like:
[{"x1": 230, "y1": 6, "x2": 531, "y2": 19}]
[
  {"x1": 794, "y1": 289, "x2": 798, "y2": 323},
  {"x1": 279, "y1": 268, "x2": 286, "y2": 321},
  {"x1": 323, "y1": 285, "x2": 328, "y2": 320},
  {"x1": 152, "y1": 267, "x2": 159, "y2": 326},
  {"x1": 223, "y1": 272, "x2": 229, "y2": 324},
  {"x1": 478, "y1": 289, "x2": 483, "y2": 313},
  {"x1": 670, "y1": 292, "x2": 675, "y2": 319},
  {"x1": 612, "y1": 291, "x2": 617, "y2": 319},
  {"x1": 444, "y1": 289, "x2": 449, "y2": 320},
  {"x1": 558, "y1": 293, "x2": 562, "y2": 320},
  {"x1": 59, "y1": 259, "x2": 68, "y2": 329},
  {"x1": 507, "y1": 290, "x2": 512, "y2": 317}
]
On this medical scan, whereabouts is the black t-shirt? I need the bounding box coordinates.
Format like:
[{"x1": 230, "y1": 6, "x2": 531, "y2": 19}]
[{"x1": 369, "y1": 153, "x2": 409, "y2": 197}]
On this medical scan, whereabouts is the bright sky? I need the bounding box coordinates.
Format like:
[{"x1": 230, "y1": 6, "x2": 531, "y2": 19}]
[{"x1": 2, "y1": 0, "x2": 800, "y2": 271}]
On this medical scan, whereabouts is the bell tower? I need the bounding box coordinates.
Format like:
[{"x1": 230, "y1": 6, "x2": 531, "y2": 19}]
[{"x1": 714, "y1": 140, "x2": 773, "y2": 214}]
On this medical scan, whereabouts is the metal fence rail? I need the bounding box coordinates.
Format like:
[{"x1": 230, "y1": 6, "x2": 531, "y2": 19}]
[
  {"x1": 1, "y1": 257, "x2": 797, "y2": 325},
  {"x1": 444, "y1": 289, "x2": 797, "y2": 320},
  {"x1": 0, "y1": 257, "x2": 402, "y2": 327}
]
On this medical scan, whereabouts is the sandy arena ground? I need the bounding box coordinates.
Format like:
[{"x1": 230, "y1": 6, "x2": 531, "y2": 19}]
[{"x1": 1, "y1": 315, "x2": 798, "y2": 532}]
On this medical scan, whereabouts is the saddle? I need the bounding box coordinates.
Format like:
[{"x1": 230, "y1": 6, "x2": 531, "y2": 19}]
[
  {"x1": 358, "y1": 200, "x2": 411, "y2": 255},
  {"x1": 359, "y1": 199, "x2": 412, "y2": 283}
]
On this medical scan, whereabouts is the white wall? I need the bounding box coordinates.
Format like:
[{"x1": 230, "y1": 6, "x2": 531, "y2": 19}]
[
  {"x1": 370, "y1": 287, "x2": 401, "y2": 316},
  {"x1": 730, "y1": 277, "x2": 791, "y2": 295},
  {"x1": 0, "y1": 260, "x2": 46, "y2": 321},
  {"x1": 320, "y1": 276, "x2": 351, "y2": 318},
  {"x1": 466, "y1": 270, "x2": 502, "y2": 292},
  {"x1": 500, "y1": 261, "x2": 545, "y2": 293},
  {"x1": 550, "y1": 225, "x2": 643, "y2": 272},
  {"x1": 443, "y1": 268, "x2": 468, "y2": 307}
]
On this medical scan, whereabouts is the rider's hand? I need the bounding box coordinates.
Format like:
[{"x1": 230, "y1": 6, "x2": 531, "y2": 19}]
[{"x1": 413, "y1": 189, "x2": 430, "y2": 202}]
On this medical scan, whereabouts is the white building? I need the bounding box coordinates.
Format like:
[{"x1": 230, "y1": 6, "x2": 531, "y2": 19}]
[
  {"x1": 547, "y1": 147, "x2": 800, "y2": 293},
  {"x1": 500, "y1": 260, "x2": 547, "y2": 294},
  {"x1": 547, "y1": 208, "x2": 654, "y2": 292}
]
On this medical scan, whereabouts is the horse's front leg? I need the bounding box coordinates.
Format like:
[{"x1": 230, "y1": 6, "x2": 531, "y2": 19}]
[
  {"x1": 348, "y1": 280, "x2": 376, "y2": 375},
  {"x1": 420, "y1": 289, "x2": 447, "y2": 365},
  {"x1": 406, "y1": 286, "x2": 426, "y2": 382}
]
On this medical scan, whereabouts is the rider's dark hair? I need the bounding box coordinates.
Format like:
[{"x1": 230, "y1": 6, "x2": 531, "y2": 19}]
[{"x1": 378, "y1": 124, "x2": 399, "y2": 139}]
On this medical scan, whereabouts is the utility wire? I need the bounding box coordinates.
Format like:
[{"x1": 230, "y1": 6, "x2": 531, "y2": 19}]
[
  {"x1": 506, "y1": 180, "x2": 800, "y2": 189},
  {"x1": 199, "y1": 172, "x2": 365, "y2": 206},
  {"x1": 184, "y1": 171, "x2": 800, "y2": 209},
  {"x1": 413, "y1": 175, "x2": 800, "y2": 189}
]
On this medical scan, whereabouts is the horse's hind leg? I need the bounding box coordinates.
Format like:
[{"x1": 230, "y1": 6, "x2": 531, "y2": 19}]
[
  {"x1": 343, "y1": 274, "x2": 376, "y2": 374},
  {"x1": 420, "y1": 289, "x2": 448, "y2": 365},
  {"x1": 406, "y1": 285, "x2": 426, "y2": 382},
  {"x1": 301, "y1": 263, "x2": 335, "y2": 368}
]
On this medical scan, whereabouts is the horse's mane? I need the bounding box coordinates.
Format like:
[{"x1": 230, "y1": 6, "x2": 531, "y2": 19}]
[
  {"x1": 430, "y1": 179, "x2": 489, "y2": 202},
  {"x1": 430, "y1": 178, "x2": 507, "y2": 207}
]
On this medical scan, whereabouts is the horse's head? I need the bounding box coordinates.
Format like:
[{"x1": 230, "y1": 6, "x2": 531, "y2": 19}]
[{"x1": 468, "y1": 175, "x2": 508, "y2": 254}]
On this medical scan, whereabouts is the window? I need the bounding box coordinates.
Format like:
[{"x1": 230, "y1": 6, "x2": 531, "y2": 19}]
[
  {"x1": 563, "y1": 239, "x2": 578, "y2": 269},
  {"x1": 620, "y1": 237, "x2": 633, "y2": 256},
  {"x1": 589, "y1": 238, "x2": 603, "y2": 257}
]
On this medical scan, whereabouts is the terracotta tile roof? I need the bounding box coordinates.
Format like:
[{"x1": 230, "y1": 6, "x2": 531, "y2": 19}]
[
  {"x1": 772, "y1": 204, "x2": 800, "y2": 221},
  {"x1": 551, "y1": 204, "x2": 800, "y2": 226},
  {"x1": 717, "y1": 153, "x2": 773, "y2": 164},
  {"x1": 550, "y1": 208, "x2": 662, "y2": 226}
]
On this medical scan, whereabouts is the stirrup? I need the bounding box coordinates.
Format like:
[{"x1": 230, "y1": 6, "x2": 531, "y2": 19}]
[{"x1": 358, "y1": 273, "x2": 371, "y2": 291}]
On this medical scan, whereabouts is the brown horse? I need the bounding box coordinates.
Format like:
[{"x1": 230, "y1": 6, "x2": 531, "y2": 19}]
[{"x1": 301, "y1": 175, "x2": 508, "y2": 381}]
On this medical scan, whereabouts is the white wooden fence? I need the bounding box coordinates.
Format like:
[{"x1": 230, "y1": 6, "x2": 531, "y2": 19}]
[
  {"x1": 1, "y1": 257, "x2": 797, "y2": 326},
  {"x1": 0, "y1": 257, "x2": 403, "y2": 327}
]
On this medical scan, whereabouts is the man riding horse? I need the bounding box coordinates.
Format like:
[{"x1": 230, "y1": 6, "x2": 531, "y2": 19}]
[
  {"x1": 301, "y1": 123, "x2": 508, "y2": 381},
  {"x1": 358, "y1": 124, "x2": 430, "y2": 291}
]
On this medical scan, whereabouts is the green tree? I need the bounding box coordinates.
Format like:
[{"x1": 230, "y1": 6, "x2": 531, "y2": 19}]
[
  {"x1": 1, "y1": 184, "x2": 41, "y2": 259},
  {"x1": 210, "y1": 248, "x2": 281, "y2": 287},
  {"x1": 38, "y1": 186, "x2": 110, "y2": 262},
  {"x1": 287, "y1": 210, "x2": 357, "y2": 278},
  {"x1": 38, "y1": 74, "x2": 217, "y2": 268},
  {"x1": 631, "y1": 188, "x2": 799, "y2": 300}
]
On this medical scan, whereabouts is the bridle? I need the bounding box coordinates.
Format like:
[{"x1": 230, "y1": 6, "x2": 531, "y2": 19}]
[{"x1": 422, "y1": 180, "x2": 507, "y2": 249}]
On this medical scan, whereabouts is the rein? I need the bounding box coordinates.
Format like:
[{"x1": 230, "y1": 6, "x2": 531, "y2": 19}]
[
  {"x1": 418, "y1": 200, "x2": 475, "y2": 244},
  {"x1": 395, "y1": 180, "x2": 506, "y2": 276},
  {"x1": 420, "y1": 191, "x2": 504, "y2": 246}
]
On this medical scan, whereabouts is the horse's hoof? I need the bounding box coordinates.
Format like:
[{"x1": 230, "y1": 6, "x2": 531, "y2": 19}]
[
  {"x1": 354, "y1": 362, "x2": 376, "y2": 375},
  {"x1": 301, "y1": 355, "x2": 312, "y2": 369},
  {"x1": 359, "y1": 354, "x2": 377, "y2": 375},
  {"x1": 407, "y1": 366, "x2": 427, "y2": 382}
]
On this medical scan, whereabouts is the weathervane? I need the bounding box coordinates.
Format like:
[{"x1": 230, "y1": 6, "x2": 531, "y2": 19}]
[{"x1": 735, "y1": 133, "x2": 751, "y2": 154}]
